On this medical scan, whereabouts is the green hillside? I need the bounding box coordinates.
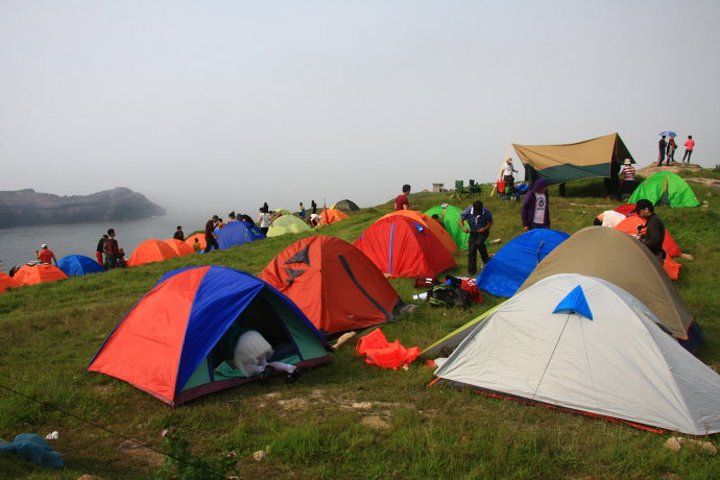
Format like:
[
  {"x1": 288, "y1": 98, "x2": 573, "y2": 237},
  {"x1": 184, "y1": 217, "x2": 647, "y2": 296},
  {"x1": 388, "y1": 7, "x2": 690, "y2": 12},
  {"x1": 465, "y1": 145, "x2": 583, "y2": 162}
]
[{"x1": 1, "y1": 174, "x2": 719, "y2": 479}]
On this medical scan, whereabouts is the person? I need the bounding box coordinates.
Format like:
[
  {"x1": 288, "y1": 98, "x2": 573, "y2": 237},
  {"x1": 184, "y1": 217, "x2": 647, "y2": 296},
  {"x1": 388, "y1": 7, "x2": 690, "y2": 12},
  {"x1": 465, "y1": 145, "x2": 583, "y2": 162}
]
[
  {"x1": 460, "y1": 200, "x2": 493, "y2": 276},
  {"x1": 103, "y1": 229, "x2": 120, "y2": 268},
  {"x1": 394, "y1": 184, "x2": 411, "y2": 211},
  {"x1": 204, "y1": 215, "x2": 220, "y2": 253},
  {"x1": 658, "y1": 135, "x2": 667, "y2": 166},
  {"x1": 214, "y1": 218, "x2": 225, "y2": 232},
  {"x1": 227, "y1": 212, "x2": 237, "y2": 223},
  {"x1": 666, "y1": 136, "x2": 677, "y2": 164},
  {"x1": 499, "y1": 158, "x2": 518, "y2": 194},
  {"x1": 618, "y1": 158, "x2": 637, "y2": 199},
  {"x1": 37, "y1": 244, "x2": 57, "y2": 265},
  {"x1": 634, "y1": 199, "x2": 666, "y2": 261},
  {"x1": 238, "y1": 213, "x2": 254, "y2": 224},
  {"x1": 262, "y1": 202, "x2": 269, "y2": 213},
  {"x1": 173, "y1": 226, "x2": 185, "y2": 241},
  {"x1": 682, "y1": 135, "x2": 695, "y2": 163},
  {"x1": 258, "y1": 208, "x2": 272, "y2": 235},
  {"x1": 115, "y1": 248, "x2": 127, "y2": 268},
  {"x1": 521, "y1": 178, "x2": 550, "y2": 230},
  {"x1": 299, "y1": 202, "x2": 306, "y2": 219},
  {"x1": 96, "y1": 235, "x2": 108, "y2": 266},
  {"x1": 311, "y1": 200, "x2": 317, "y2": 215},
  {"x1": 309, "y1": 213, "x2": 321, "y2": 227},
  {"x1": 192, "y1": 238, "x2": 202, "y2": 252}
]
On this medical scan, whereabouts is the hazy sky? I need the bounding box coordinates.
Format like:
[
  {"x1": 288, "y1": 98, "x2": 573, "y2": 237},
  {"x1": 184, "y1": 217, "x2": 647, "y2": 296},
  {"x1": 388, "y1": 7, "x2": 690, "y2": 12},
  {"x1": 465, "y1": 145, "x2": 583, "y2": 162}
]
[{"x1": 1, "y1": 0, "x2": 719, "y2": 216}]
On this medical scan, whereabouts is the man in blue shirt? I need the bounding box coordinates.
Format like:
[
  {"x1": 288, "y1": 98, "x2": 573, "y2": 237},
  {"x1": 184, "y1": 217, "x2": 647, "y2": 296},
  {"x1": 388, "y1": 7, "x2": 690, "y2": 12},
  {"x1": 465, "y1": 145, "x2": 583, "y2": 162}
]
[{"x1": 460, "y1": 200, "x2": 493, "y2": 276}]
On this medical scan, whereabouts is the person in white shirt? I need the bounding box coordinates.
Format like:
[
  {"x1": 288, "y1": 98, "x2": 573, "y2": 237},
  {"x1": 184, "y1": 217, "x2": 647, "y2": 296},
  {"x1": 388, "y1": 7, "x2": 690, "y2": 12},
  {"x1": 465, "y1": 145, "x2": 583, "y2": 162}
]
[
  {"x1": 499, "y1": 158, "x2": 519, "y2": 194},
  {"x1": 257, "y1": 208, "x2": 272, "y2": 235}
]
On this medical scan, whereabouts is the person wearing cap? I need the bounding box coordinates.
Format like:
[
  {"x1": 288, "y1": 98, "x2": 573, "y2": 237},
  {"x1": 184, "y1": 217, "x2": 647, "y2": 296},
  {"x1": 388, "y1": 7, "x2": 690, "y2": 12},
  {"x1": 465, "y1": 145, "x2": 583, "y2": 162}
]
[
  {"x1": 521, "y1": 178, "x2": 550, "y2": 230},
  {"x1": 618, "y1": 158, "x2": 637, "y2": 199},
  {"x1": 37, "y1": 244, "x2": 57, "y2": 265},
  {"x1": 634, "y1": 199, "x2": 666, "y2": 260}
]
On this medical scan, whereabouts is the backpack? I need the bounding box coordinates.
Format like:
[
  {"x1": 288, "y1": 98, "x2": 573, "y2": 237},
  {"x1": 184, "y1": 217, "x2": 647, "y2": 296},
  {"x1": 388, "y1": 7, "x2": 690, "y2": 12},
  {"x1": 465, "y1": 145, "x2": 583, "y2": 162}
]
[{"x1": 426, "y1": 283, "x2": 471, "y2": 308}]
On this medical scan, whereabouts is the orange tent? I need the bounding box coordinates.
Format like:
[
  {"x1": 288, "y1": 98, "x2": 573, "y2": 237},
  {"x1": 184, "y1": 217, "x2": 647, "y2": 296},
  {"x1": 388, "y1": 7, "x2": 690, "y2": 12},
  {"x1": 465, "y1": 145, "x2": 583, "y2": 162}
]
[
  {"x1": 0, "y1": 272, "x2": 21, "y2": 293},
  {"x1": 260, "y1": 235, "x2": 400, "y2": 335},
  {"x1": 319, "y1": 208, "x2": 349, "y2": 225},
  {"x1": 380, "y1": 210, "x2": 457, "y2": 255},
  {"x1": 163, "y1": 239, "x2": 196, "y2": 257},
  {"x1": 614, "y1": 216, "x2": 683, "y2": 280},
  {"x1": 127, "y1": 239, "x2": 179, "y2": 267},
  {"x1": 184, "y1": 233, "x2": 207, "y2": 251},
  {"x1": 13, "y1": 264, "x2": 68, "y2": 286}
]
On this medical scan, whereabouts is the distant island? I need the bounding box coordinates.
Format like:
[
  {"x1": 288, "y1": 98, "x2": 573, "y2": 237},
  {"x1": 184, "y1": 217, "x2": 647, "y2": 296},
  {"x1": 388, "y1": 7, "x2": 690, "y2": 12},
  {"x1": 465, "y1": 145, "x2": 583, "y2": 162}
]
[{"x1": 0, "y1": 187, "x2": 166, "y2": 229}]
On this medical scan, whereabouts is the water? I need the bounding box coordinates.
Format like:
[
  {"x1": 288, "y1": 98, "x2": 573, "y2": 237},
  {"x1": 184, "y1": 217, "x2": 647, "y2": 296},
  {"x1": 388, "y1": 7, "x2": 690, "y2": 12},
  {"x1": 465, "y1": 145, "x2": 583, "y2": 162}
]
[{"x1": 0, "y1": 211, "x2": 207, "y2": 272}]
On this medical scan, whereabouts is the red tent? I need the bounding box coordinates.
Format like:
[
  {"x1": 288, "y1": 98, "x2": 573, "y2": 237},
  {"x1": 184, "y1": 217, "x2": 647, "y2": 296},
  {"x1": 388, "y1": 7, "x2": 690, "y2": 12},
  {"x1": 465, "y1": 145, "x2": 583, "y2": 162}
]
[
  {"x1": 0, "y1": 272, "x2": 21, "y2": 293},
  {"x1": 185, "y1": 233, "x2": 207, "y2": 251},
  {"x1": 163, "y1": 239, "x2": 196, "y2": 257},
  {"x1": 319, "y1": 208, "x2": 349, "y2": 225},
  {"x1": 380, "y1": 210, "x2": 457, "y2": 255},
  {"x1": 260, "y1": 235, "x2": 400, "y2": 335},
  {"x1": 127, "y1": 239, "x2": 179, "y2": 267},
  {"x1": 13, "y1": 264, "x2": 68, "y2": 286},
  {"x1": 614, "y1": 215, "x2": 683, "y2": 280},
  {"x1": 354, "y1": 215, "x2": 456, "y2": 278}
]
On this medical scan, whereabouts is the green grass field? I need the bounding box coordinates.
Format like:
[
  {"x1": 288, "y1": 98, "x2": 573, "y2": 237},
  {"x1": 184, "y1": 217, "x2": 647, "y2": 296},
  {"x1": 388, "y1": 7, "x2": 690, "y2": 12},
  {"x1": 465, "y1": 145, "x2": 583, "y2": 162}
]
[{"x1": 1, "y1": 174, "x2": 719, "y2": 479}]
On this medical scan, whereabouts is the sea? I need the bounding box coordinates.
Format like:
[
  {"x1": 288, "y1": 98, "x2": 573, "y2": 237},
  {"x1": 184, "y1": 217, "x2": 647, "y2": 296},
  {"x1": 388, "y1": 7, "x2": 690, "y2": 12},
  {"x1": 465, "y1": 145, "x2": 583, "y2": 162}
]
[{"x1": 0, "y1": 209, "x2": 207, "y2": 272}]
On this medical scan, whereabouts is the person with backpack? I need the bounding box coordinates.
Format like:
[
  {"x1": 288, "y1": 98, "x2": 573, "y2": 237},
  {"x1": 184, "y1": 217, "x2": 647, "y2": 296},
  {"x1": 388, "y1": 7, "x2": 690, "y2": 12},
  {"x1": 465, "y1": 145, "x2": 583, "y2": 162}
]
[{"x1": 460, "y1": 200, "x2": 493, "y2": 276}]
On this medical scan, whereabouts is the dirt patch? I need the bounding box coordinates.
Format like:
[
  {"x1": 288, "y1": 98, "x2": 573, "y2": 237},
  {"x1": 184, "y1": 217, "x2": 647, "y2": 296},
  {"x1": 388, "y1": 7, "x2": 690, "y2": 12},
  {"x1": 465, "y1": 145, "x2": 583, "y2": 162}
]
[
  {"x1": 277, "y1": 397, "x2": 309, "y2": 411},
  {"x1": 685, "y1": 177, "x2": 720, "y2": 189},
  {"x1": 637, "y1": 163, "x2": 703, "y2": 177},
  {"x1": 118, "y1": 439, "x2": 165, "y2": 467},
  {"x1": 361, "y1": 415, "x2": 391, "y2": 429}
]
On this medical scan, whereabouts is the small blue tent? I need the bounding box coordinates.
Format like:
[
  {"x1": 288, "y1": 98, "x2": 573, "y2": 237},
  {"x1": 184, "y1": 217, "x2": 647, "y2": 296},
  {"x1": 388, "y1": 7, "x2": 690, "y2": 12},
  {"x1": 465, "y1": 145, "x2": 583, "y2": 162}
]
[
  {"x1": 477, "y1": 229, "x2": 569, "y2": 298},
  {"x1": 57, "y1": 254, "x2": 104, "y2": 277},
  {"x1": 217, "y1": 221, "x2": 266, "y2": 250}
]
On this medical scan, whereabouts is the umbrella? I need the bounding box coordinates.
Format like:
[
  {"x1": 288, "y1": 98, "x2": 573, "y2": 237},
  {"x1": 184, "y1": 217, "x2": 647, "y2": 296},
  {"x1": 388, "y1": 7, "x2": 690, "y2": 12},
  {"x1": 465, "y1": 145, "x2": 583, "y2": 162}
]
[{"x1": 659, "y1": 131, "x2": 677, "y2": 137}]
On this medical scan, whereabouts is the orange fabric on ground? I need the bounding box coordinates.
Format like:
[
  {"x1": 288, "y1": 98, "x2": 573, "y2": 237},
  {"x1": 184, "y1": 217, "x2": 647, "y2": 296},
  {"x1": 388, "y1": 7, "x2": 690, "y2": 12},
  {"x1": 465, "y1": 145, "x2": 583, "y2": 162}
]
[
  {"x1": 614, "y1": 215, "x2": 682, "y2": 258},
  {"x1": 13, "y1": 264, "x2": 68, "y2": 286},
  {"x1": 380, "y1": 210, "x2": 457, "y2": 255},
  {"x1": 163, "y1": 239, "x2": 195, "y2": 257},
  {"x1": 356, "y1": 328, "x2": 420, "y2": 369},
  {"x1": 319, "y1": 208, "x2": 349, "y2": 225},
  {"x1": 0, "y1": 273, "x2": 21, "y2": 293},
  {"x1": 127, "y1": 239, "x2": 179, "y2": 267}
]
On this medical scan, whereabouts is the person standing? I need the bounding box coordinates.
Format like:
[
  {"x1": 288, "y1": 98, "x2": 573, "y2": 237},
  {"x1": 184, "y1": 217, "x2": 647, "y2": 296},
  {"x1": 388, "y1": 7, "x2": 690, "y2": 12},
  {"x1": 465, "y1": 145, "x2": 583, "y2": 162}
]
[
  {"x1": 204, "y1": 215, "x2": 220, "y2": 253},
  {"x1": 499, "y1": 158, "x2": 518, "y2": 194},
  {"x1": 173, "y1": 225, "x2": 185, "y2": 241},
  {"x1": 311, "y1": 200, "x2": 318, "y2": 215},
  {"x1": 37, "y1": 244, "x2": 58, "y2": 265},
  {"x1": 634, "y1": 199, "x2": 666, "y2": 261},
  {"x1": 258, "y1": 208, "x2": 272, "y2": 235},
  {"x1": 658, "y1": 135, "x2": 667, "y2": 166},
  {"x1": 666, "y1": 136, "x2": 677, "y2": 164},
  {"x1": 682, "y1": 135, "x2": 695, "y2": 163},
  {"x1": 299, "y1": 202, "x2": 306, "y2": 219},
  {"x1": 521, "y1": 178, "x2": 550, "y2": 230},
  {"x1": 460, "y1": 200, "x2": 493, "y2": 276},
  {"x1": 394, "y1": 184, "x2": 411, "y2": 210},
  {"x1": 618, "y1": 158, "x2": 637, "y2": 199},
  {"x1": 95, "y1": 235, "x2": 108, "y2": 265},
  {"x1": 103, "y1": 229, "x2": 120, "y2": 269}
]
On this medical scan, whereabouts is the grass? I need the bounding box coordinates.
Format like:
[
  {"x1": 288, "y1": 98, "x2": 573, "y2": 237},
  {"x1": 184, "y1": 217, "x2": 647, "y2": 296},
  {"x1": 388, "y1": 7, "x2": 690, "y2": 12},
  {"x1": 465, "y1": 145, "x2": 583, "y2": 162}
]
[{"x1": 1, "y1": 174, "x2": 719, "y2": 479}]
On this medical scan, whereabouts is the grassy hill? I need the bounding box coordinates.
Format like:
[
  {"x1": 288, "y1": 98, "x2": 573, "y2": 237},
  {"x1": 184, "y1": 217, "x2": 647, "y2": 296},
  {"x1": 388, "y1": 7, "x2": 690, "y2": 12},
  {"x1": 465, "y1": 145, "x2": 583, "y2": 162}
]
[{"x1": 1, "y1": 173, "x2": 719, "y2": 479}]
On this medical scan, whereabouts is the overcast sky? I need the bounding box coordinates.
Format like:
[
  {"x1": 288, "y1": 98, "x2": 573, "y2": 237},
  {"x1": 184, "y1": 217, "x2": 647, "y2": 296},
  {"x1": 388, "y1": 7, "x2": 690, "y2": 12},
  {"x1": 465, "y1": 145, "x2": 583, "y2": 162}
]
[{"x1": 1, "y1": 0, "x2": 718, "y2": 215}]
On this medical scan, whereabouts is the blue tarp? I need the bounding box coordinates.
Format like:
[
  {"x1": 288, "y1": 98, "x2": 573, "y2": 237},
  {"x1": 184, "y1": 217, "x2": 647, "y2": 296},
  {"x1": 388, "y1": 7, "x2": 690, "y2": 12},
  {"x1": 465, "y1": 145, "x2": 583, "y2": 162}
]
[
  {"x1": 476, "y1": 229, "x2": 569, "y2": 298},
  {"x1": 553, "y1": 285, "x2": 593, "y2": 320},
  {"x1": 0, "y1": 434, "x2": 64, "y2": 469},
  {"x1": 216, "y1": 221, "x2": 265, "y2": 250},
  {"x1": 57, "y1": 254, "x2": 104, "y2": 277}
]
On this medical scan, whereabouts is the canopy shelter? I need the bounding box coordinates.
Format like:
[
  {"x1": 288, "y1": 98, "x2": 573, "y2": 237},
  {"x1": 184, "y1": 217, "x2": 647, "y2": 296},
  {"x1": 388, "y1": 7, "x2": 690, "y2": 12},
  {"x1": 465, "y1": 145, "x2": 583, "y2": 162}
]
[{"x1": 513, "y1": 132, "x2": 633, "y2": 185}]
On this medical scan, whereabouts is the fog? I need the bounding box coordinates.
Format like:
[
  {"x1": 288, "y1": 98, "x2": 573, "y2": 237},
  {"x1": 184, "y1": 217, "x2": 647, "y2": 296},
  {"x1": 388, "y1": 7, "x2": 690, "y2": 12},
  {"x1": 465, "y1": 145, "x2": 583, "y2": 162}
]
[{"x1": 1, "y1": 0, "x2": 719, "y2": 216}]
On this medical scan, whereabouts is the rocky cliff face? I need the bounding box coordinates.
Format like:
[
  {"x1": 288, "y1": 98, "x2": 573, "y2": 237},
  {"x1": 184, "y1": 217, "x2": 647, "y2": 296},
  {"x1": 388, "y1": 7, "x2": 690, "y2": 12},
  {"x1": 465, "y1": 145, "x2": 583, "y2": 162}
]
[{"x1": 0, "y1": 187, "x2": 166, "y2": 228}]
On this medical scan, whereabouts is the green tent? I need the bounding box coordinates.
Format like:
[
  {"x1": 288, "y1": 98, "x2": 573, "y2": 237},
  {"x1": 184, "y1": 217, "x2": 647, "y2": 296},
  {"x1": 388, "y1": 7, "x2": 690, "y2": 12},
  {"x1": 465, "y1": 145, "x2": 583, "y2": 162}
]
[
  {"x1": 425, "y1": 205, "x2": 468, "y2": 250},
  {"x1": 628, "y1": 171, "x2": 699, "y2": 208},
  {"x1": 267, "y1": 215, "x2": 311, "y2": 237}
]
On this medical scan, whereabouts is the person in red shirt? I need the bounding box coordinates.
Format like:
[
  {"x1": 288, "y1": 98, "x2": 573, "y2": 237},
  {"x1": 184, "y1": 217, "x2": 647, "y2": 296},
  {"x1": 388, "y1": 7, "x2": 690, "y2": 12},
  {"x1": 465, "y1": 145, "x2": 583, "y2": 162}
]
[
  {"x1": 394, "y1": 184, "x2": 411, "y2": 211},
  {"x1": 682, "y1": 135, "x2": 695, "y2": 163},
  {"x1": 37, "y1": 244, "x2": 57, "y2": 265}
]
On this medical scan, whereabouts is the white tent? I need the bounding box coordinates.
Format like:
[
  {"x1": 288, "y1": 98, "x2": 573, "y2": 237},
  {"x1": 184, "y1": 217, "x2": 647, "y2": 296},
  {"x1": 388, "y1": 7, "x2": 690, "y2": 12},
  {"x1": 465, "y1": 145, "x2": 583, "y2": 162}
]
[{"x1": 435, "y1": 274, "x2": 720, "y2": 435}]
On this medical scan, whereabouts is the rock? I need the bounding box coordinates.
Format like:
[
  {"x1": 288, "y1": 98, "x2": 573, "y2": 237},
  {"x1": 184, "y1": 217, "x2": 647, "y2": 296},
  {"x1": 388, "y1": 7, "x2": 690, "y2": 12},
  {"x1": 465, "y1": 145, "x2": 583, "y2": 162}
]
[
  {"x1": 664, "y1": 437, "x2": 682, "y2": 452},
  {"x1": 361, "y1": 415, "x2": 390, "y2": 429},
  {"x1": 679, "y1": 253, "x2": 694, "y2": 261},
  {"x1": 351, "y1": 402, "x2": 373, "y2": 410},
  {"x1": 664, "y1": 436, "x2": 717, "y2": 455},
  {"x1": 252, "y1": 450, "x2": 267, "y2": 461},
  {"x1": 0, "y1": 187, "x2": 165, "y2": 228}
]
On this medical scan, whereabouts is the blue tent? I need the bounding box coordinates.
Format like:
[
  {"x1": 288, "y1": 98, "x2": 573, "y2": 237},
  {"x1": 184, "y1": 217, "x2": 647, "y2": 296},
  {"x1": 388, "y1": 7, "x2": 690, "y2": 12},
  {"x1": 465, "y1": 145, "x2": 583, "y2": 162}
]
[
  {"x1": 477, "y1": 229, "x2": 569, "y2": 298},
  {"x1": 57, "y1": 254, "x2": 104, "y2": 277},
  {"x1": 217, "y1": 221, "x2": 266, "y2": 250}
]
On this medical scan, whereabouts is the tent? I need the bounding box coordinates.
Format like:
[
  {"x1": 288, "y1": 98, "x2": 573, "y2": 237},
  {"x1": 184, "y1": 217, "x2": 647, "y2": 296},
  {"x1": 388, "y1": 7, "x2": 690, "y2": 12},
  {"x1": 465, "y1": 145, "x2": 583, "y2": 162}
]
[
  {"x1": 354, "y1": 215, "x2": 456, "y2": 278},
  {"x1": 319, "y1": 208, "x2": 349, "y2": 226},
  {"x1": 513, "y1": 132, "x2": 633, "y2": 185},
  {"x1": 434, "y1": 274, "x2": 720, "y2": 435},
  {"x1": 333, "y1": 199, "x2": 360, "y2": 212},
  {"x1": 614, "y1": 215, "x2": 682, "y2": 258},
  {"x1": 477, "y1": 229, "x2": 570, "y2": 298},
  {"x1": 216, "y1": 221, "x2": 266, "y2": 250},
  {"x1": 425, "y1": 205, "x2": 469, "y2": 250},
  {"x1": 88, "y1": 266, "x2": 331, "y2": 405},
  {"x1": 127, "y1": 239, "x2": 179, "y2": 267},
  {"x1": 13, "y1": 264, "x2": 68, "y2": 286},
  {"x1": 57, "y1": 255, "x2": 104, "y2": 277},
  {"x1": 0, "y1": 272, "x2": 21, "y2": 293},
  {"x1": 184, "y1": 233, "x2": 207, "y2": 251},
  {"x1": 421, "y1": 303, "x2": 503, "y2": 360},
  {"x1": 260, "y1": 236, "x2": 400, "y2": 335},
  {"x1": 381, "y1": 210, "x2": 457, "y2": 255},
  {"x1": 629, "y1": 171, "x2": 700, "y2": 208},
  {"x1": 267, "y1": 215, "x2": 311, "y2": 238},
  {"x1": 519, "y1": 227, "x2": 693, "y2": 339},
  {"x1": 163, "y1": 239, "x2": 196, "y2": 257}
]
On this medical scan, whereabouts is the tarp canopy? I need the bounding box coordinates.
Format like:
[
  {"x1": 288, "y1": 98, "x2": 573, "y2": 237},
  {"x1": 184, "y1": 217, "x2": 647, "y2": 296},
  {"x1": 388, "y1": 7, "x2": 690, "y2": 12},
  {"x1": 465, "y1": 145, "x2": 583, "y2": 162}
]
[
  {"x1": 513, "y1": 132, "x2": 633, "y2": 185},
  {"x1": 88, "y1": 266, "x2": 331, "y2": 405},
  {"x1": 519, "y1": 227, "x2": 693, "y2": 339},
  {"x1": 261, "y1": 235, "x2": 399, "y2": 335},
  {"x1": 434, "y1": 274, "x2": 720, "y2": 435},
  {"x1": 628, "y1": 171, "x2": 700, "y2": 208},
  {"x1": 267, "y1": 215, "x2": 311, "y2": 238},
  {"x1": 425, "y1": 205, "x2": 469, "y2": 250},
  {"x1": 57, "y1": 255, "x2": 104, "y2": 277}
]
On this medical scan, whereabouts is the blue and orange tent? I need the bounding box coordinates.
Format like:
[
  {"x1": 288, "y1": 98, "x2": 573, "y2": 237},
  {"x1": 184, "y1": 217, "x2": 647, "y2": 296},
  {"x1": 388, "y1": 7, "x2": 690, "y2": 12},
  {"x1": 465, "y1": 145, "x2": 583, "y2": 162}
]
[
  {"x1": 88, "y1": 266, "x2": 331, "y2": 405},
  {"x1": 477, "y1": 229, "x2": 569, "y2": 298},
  {"x1": 57, "y1": 254, "x2": 104, "y2": 277},
  {"x1": 217, "y1": 221, "x2": 265, "y2": 250}
]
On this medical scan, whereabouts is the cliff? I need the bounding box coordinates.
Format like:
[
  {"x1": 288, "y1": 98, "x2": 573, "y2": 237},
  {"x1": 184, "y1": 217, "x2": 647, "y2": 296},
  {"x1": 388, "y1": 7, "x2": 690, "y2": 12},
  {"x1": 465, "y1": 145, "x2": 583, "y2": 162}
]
[{"x1": 0, "y1": 187, "x2": 166, "y2": 228}]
